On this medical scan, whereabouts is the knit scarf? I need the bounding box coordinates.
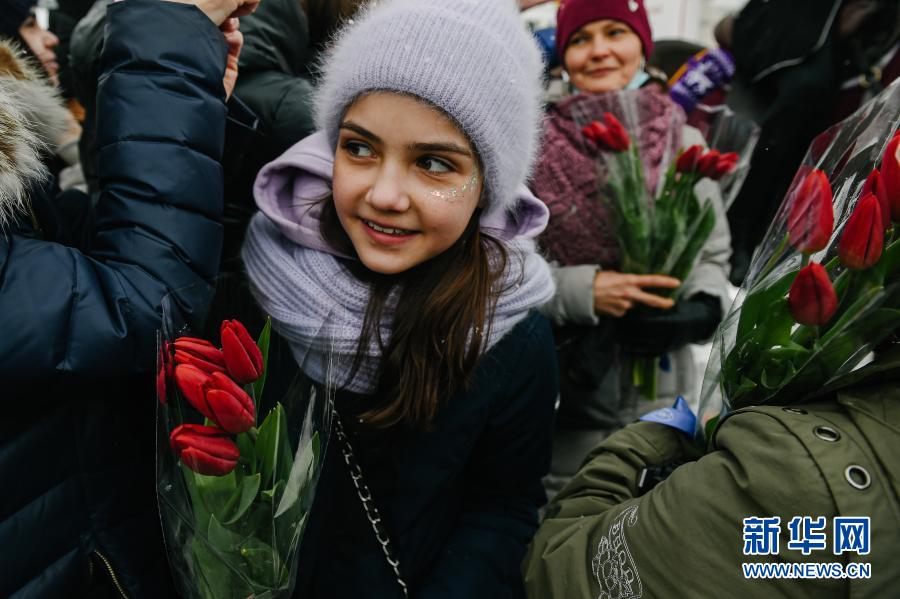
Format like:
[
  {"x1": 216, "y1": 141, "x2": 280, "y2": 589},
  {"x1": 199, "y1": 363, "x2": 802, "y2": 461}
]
[
  {"x1": 532, "y1": 85, "x2": 685, "y2": 268},
  {"x1": 242, "y1": 132, "x2": 555, "y2": 393}
]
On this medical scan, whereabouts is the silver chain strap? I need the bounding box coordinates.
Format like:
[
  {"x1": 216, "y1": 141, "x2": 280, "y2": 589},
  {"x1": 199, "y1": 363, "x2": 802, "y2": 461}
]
[{"x1": 333, "y1": 410, "x2": 409, "y2": 597}]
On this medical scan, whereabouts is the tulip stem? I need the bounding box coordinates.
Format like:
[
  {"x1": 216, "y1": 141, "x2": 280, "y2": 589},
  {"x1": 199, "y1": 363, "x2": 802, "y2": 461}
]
[
  {"x1": 755, "y1": 234, "x2": 789, "y2": 289},
  {"x1": 248, "y1": 426, "x2": 259, "y2": 443}
]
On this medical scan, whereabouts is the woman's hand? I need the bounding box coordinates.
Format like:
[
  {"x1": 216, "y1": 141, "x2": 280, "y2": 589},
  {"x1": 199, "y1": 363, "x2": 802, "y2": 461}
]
[
  {"x1": 173, "y1": 0, "x2": 259, "y2": 26},
  {"x1": 220, "y1": 17, "x2": 243, "y2": 100},
  {"x1": 593, "y1": 271, "x2": 680, "y2": 317}
]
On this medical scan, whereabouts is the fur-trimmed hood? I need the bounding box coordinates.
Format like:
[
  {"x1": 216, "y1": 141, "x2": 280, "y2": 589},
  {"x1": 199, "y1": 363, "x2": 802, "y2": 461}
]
[{"x1": 0, "y1": 38, "x2": 70, "y2": 229}]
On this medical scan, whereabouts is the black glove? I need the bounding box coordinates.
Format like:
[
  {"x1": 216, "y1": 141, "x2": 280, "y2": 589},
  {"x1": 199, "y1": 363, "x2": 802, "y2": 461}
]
[{"x1": 614, "y1": 292, "x2": 722, "y2": 356}]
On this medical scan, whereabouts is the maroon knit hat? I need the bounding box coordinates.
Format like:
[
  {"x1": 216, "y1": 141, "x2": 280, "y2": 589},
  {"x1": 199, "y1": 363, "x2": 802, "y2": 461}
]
[{"x1": 556, "y1": 0, "x2": 653, "y2": 63}]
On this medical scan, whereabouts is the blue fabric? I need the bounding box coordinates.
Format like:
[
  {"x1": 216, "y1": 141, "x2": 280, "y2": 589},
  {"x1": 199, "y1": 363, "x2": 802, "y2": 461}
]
[
  {"x1": 639, "y1": 396, "x2": 697, "y2": 436},
  {"x1": 292, "y1": 312, "x2": 559, "y2": 598},
  {"x1": 626, "y1": 68, "x2": 651, "y2": 90},
  {"x1": 0, "y1": 2, "x2": 227, "y2": 597}
]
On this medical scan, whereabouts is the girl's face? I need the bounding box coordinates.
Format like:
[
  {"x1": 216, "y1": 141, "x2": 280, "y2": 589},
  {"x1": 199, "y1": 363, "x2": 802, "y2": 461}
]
[
  {"x1": 333, "y1": 92, "x2": 483, "y2": 275},
  {"x1": 564, "y1": 19, "x2": 643, "y2": 93}
]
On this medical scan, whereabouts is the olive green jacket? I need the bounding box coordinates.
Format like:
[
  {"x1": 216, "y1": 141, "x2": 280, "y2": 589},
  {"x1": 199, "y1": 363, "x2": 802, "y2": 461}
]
[{"x1": 523, "y1": 352, "x2": 900, "y2": 598}]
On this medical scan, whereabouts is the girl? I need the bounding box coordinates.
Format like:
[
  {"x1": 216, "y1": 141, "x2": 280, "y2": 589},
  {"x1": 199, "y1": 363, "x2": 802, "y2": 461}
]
[
  {"x1": 242, "y1": 0, "x2": 557, "y2": 596},
  {"x1": 532, "y1": 0, "x2": 732, "y2": 494}
]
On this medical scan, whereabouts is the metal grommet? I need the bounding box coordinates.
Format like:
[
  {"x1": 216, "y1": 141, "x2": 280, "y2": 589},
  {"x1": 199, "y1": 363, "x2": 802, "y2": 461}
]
[
  {"x1": 814, "y1": 426, "x2": 841, "y2": 442},
  {"x1": 844, "y1": 465, "x2": 871, "y2": 490},
  {"x1": 783, "y1": 407, "x2": 807, "y2": 415}
]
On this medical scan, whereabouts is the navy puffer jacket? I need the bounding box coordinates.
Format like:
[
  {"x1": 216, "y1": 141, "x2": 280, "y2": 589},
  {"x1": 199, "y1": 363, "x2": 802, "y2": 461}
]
[{"x1": 0, "y1": 2, "x2": 227, "y2": 596}]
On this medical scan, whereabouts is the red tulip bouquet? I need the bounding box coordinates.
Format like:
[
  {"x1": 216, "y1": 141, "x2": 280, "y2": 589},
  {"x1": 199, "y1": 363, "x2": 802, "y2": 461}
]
[
  {"x1": 569, "y1": 93, "x2": 756, "y2": 399},
  {"x1": 155, "y1": 303, "x2": 332, "y2": 599},
  {"x1": 698, "y1": 79, "x2": 900, "y2": 439}
]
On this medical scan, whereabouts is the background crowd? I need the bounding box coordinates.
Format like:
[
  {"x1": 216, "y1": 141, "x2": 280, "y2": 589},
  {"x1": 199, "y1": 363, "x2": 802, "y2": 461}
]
[{"x1": 1, "y1": 0, "x2": 898, "y2": 597}]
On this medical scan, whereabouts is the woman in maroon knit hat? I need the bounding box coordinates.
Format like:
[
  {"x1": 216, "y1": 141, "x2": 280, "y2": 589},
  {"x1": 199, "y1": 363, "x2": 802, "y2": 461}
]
[{"x1": 532, "y1": 0, "x2": 732, "y2": 496}]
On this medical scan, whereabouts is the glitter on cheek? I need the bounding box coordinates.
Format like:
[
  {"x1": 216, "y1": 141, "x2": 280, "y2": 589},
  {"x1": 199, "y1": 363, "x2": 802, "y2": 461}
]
[{"x1": 429, "y1": 169, "x2": 479, "y2": 203}]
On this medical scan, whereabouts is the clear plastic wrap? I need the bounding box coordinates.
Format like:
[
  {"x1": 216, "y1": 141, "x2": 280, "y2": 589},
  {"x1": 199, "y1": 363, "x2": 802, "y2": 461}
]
[
  {"x1": 698, "y1": 77, "x2": 900, "y2": 440},
  {"x1": 155, "y1": 295, "x2": 334, "y2": 599}
]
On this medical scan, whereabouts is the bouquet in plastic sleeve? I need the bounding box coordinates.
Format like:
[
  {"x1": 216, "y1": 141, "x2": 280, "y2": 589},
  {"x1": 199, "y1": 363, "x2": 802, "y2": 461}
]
[
  {"x1": 156, "y1": 297, "x2": 333, "y2": 598},
  {"x1": 685, "y1": 102, "x2": 759, "y2": 211},
  {"x1": 569, "y1": 90, "x2": 753, "y2": 399},
  {"x1": 698, "y1": 78, "x2": 900, "y2": 440}
]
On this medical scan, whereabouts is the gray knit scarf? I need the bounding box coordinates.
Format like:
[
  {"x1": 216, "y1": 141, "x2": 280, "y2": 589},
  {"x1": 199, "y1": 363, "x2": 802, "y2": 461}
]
[{"x1": 242, "y1": 132, "x2": 555, "y2": 393}]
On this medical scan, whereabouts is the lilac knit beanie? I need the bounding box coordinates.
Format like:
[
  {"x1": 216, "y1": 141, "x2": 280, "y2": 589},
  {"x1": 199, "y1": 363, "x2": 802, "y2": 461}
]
[{"x1": 314, "y1": 0, "x2": 545, "y2": 219}]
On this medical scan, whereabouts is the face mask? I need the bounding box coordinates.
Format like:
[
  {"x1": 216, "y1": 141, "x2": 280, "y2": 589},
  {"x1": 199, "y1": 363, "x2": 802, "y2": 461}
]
[{"x1": 626, "y1": 69, "x2": 650, "y2": 90}]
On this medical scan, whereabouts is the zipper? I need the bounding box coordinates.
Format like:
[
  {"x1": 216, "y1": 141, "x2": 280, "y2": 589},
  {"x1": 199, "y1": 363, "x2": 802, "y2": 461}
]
[{"x1": 93, "y1": 550, "x2": 129, "y2": 599}]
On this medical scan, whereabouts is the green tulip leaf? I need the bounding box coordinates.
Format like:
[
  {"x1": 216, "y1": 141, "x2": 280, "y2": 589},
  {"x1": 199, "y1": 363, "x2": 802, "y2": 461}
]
[
  {"x1": 729, "y1": 375, "x2": 760, "y2": 407},
  {"x1": 262, "y1": 480, "x2": 285, "y2": 505},
  {"x1": 256, "y1": 403, "x2": 286, "y2": 488},
  {"x1": 204, "y1": 514, "x2": 264, "y2": 591},
  {"x1": 764, "y1": 342, "x2": 811, "y2": 361},
  {"x1": 253, "y1": 317, "x2": 272, "y2": 403},
  {"x1": 283, "y1": 512, "x2": 309, "y2": 565},
  {"x1": 276, "y1": 407, "x2": 294, "y2": 485},
  {"x1": 275, "y1": 432, "x2": 320, "y2": 518},
  {"x1": 223, "y1": 473, "x2": 261, "y2": 525},
  {"x1": 759, "y1": 356, "x2": 797, "y2": 390},
  {"x1": 703, "y1": 415, "x2": 721, "y2": 444},
  {"x1": 194, "y1": 470, "x2": 238, "y2": 524},
  {"x1": 239, "y1": 536, "x2": 283, "y2": 587},
  {"x1": 880, "y1": 236, "x2": 900, "y2": 276},
  {"x1": 667, "y1": 201, "x2": 715, "y2": 282},
  {"x1": 819, "y1": 288, "x2": 883, "y2": 346},
  {"x1": 235, "y1": 432, "x2": 257, "y2": 474},
  {"x1": 207, "y1": 513, "x2": 244, "y2": 549},
  {"x1": 179, "y1": 464, "x2": 212, "y2": 534},
  {"x1": 192, "y1": 535, "x2": 235, "y2": 599},
  {"x1": 737, "y1": 268, "x2": 794, "y2": 342}
]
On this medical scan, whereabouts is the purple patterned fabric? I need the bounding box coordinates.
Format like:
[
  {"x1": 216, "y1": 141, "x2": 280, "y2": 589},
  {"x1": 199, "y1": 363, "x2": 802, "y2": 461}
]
[
  {"x1": 531, "y1": 86, "x2": 685, "y2": 268},
  {"x1": 669, "y1": 48, "x2": 736, "y2": 114}
]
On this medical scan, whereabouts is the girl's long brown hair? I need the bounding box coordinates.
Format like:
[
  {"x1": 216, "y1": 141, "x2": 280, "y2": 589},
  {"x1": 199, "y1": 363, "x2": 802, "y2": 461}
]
[{"x1": 319, "y1": 197, "x2": 511, "y2": 430}]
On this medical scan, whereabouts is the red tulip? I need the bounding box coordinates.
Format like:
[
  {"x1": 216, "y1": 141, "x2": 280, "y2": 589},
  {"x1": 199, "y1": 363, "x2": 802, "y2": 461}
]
[
  {"x1": 581, "y1": 113, "x2": 630, "y2": 152},
  {"x1": 697, "y1": 150, "x2": 721, "y2": 178},
  {"x1": 157, "y1": 341, "x2": 173, "y2": 405},
  {"x1": 170, "y1": 424, "x2": 239, "y2": 476},
  {"x1": 221, "y1": 320, "x2": 264, "y2": 384},
  {"x1": 786, "y1": 169, "x2": 834, "y2": 254},
  {"x1": 157, "y1": 366, "x2": 168, "y2": 405},
  {"x1": 881, "y1": 132, "x2": 900, "y2": 221},
  {"x1": 713, "y1": 152, "x2": 739, "y2": 179},
  {"x1": 601, "y1": 112, "x2": 630, "y2": 152},
  {"x1": 675, "y1": 145, "x2": 704, "y2": 174},
  {"x1": 206, "y1": 372, "x2": 256, "y2": 432},
  {"x1": 788, "y1": 263, "x2": 838, "y2": 326},
  {"x1": 174, "y1": 337, "x2": 226, "y2": 374},
  {"x1": 175, "y1": 365, "x2": 256, "y2": 433},
  {"x1": 175, "y1": 363, "x2": 209, "y2": 408},
  {"x1": 860, "y1": 169, "x2": 890, "y2": 230},
  {"x1": 838, "y1": 192, "x2": 884, "y2": 270},
  {"x1": 581, "y1": 121, "x2": 605, "y2": 144}
]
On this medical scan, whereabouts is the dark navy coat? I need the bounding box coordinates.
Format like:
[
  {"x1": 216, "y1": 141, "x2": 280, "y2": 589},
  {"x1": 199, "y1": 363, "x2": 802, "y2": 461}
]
[
  {"x1": 0, "y1": 2, "x2": 227, "y2": 596},
  {"x1": 294, "y1": 312, "x2": 559, "y2": 598}
]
